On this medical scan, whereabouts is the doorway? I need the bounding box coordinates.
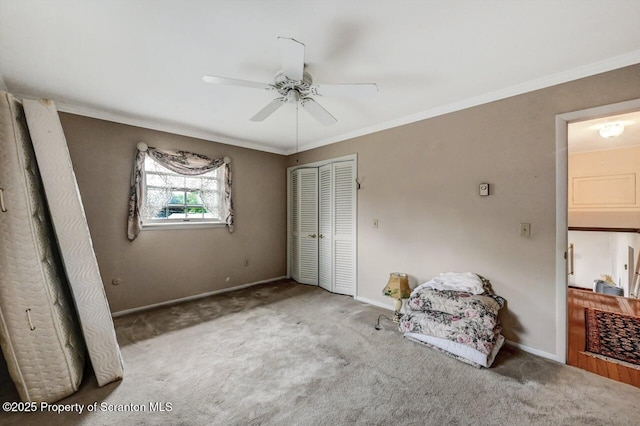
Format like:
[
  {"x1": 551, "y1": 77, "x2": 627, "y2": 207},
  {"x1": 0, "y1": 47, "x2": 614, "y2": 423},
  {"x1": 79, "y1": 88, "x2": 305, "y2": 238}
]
[
  {"x1": 556, "y1": 99, "x2": 640, "y2": 386},
  {"x1": 567, "y1": 110, "x2": 640, "y2": 297}
]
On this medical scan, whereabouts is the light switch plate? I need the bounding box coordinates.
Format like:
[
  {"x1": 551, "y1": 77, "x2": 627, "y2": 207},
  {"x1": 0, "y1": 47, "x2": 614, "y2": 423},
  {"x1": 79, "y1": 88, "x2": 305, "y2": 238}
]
[{"x1": 479, "y1": 183, "x2": 490, "y2": 196}]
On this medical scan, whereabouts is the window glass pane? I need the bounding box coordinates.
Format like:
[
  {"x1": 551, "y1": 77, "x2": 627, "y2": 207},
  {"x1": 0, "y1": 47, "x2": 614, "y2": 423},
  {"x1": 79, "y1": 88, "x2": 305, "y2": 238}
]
[
  {"x1": 153, "y1": 207, "x2": 168, "y2": 219},
  {"x1": 146, "y1": 173, "x2": 167, "y2": 187},
  {"x1": 167, "y1": 206, "x2": 186, "y2": 219},
  {"x1": 186, "y1": 206, "x2": 205, "y2": 219},
  {"x1": 169, "y1": 191, "x2": 185, "y2": 205},
  {"x1": 143, "y1": 156, "x2": 223, "y2": 223},
  {"x1": 185, "y1": 191, "x2": 202, "y2": 205},
  {"x1": 165, "y1": 175, "x2": 186, "y2": 189},
  {"x1": 185, "y1": 176, "x2": 206, "y2": 189},
  {"x1": 146, "y1": 187, "x2": 170, "y2": 218}
]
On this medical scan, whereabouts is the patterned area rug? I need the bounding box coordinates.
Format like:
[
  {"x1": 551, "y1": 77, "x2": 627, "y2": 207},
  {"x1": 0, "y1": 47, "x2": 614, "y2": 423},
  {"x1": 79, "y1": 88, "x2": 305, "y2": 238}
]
[{"x1": 585, "y1": 308, "x2": 640, "y2": 366}]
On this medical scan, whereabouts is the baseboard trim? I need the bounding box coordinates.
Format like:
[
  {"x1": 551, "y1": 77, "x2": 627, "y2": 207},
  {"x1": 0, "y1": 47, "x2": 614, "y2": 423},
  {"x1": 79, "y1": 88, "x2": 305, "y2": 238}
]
[
  {"x1": 355, "y1": 296, "x2": 394, "y2": 311},
  {"x1": 506, "y1": 340, "x2": 561, "y2": 362},
  {"x1": 111, "y1": 276, "x2": 288, "y2": 318}
]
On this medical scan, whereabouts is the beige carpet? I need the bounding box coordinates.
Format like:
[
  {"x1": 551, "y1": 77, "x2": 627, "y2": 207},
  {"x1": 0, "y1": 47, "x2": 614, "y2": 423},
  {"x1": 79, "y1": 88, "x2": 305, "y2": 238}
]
[{"x1": 1, "y1": 279, "x2": 639, "y2": 425}]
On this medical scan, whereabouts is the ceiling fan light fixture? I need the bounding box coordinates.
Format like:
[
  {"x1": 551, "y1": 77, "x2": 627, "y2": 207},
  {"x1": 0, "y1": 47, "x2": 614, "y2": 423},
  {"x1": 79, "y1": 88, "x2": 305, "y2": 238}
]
[
  {"x1": 599, "y1": 122, "x2": 625, "y2": 139},
  {"x1": 286, "y1": 90, "x2": 301, "y2": 103}
]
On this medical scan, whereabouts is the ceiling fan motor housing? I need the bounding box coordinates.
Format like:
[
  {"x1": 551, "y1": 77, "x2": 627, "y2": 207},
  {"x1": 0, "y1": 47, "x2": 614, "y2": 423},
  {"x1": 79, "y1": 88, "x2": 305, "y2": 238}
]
[{"x1": 275, "y1": 70, "x2": 313, "y2": 100}]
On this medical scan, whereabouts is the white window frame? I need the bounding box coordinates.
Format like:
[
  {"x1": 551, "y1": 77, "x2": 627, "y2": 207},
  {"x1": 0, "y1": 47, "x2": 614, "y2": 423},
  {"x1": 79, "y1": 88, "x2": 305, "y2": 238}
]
[{"x1": 142, "y1": 157, "x2": 226, "y2": 230}]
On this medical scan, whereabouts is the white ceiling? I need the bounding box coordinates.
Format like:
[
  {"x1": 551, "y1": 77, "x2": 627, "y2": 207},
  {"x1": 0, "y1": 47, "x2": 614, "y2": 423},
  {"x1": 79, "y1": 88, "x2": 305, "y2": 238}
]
[
  {"x1": 1, "y1": 0, "x2": 640, "y2": 155},
  {"x1": 569, "y1": 110, "x2": 640, "y2": 154}
]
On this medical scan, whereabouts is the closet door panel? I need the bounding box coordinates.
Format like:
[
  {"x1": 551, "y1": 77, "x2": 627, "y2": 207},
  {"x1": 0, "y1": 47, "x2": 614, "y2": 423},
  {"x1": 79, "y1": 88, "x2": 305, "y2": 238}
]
[
  {"x1": 298, "y1": 168, "x2": 319, "y2": 285},
  {"x1": 318, "y1": 164, "x2": 333, "y2": 291},
  {"x1": 291, "y1": 170, "x2": 299, "y2": 281},
  {"x1": 332, "y1": 161, "x2": 356, "y2": 295}
]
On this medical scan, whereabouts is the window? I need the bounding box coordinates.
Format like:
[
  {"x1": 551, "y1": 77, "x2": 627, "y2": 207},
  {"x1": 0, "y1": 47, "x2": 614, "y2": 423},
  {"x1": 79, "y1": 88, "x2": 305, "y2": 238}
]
[{"x1": 142, "y1": 156, "x2": 223, "y2": 225}]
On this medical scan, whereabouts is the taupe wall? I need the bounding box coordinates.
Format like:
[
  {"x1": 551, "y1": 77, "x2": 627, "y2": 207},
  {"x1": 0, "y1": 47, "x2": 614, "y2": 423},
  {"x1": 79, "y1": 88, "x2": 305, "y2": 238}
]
[
  {"x1": 58, "y1": 63, "x2": 640, "y2": 354},
  {"x1": 60, "y1": 114, "x2": 287, "y2": 313},
  {"x1": 287, "y1": 65, "x2": 640, "y2": 355}
]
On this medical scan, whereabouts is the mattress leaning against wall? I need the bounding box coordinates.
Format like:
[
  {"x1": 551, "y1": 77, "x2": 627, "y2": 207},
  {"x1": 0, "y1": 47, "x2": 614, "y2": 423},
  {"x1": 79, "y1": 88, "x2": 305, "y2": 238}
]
[
  {"x1": 0, "y1": 91, "x2": 86, "y2": 402},
  {"x1": 23, "y1": 98, "x2": 124, "y2": 387}
]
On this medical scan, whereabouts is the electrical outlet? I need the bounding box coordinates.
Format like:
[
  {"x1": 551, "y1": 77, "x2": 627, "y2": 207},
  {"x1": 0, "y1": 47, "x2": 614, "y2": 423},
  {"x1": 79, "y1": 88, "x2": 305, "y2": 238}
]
[
  {"x1": 520, "y1": 223, "x2": 531, "y2": 237},
  {"x1": 373, "y1": 219, "x2": 379, "y2": 228},
  {"x1": 244, "y1": 258, "x2": 249, "y2": 267}
]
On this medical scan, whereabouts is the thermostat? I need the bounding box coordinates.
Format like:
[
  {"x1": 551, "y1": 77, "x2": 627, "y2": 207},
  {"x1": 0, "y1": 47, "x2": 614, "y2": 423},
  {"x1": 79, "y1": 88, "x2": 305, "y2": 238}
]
[{"x1": 479, "y1": 183, "x2": 490, "y2": 196}]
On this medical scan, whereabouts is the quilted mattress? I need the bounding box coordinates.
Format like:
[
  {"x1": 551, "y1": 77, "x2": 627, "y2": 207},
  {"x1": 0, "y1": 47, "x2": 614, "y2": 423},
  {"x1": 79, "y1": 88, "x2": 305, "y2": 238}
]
[
  {"x1": 0, "y1": 92, "x2": 86, "y2": 402},
  {"x1": 23, "y1": 98, "x2": 124, "y2": 387}
]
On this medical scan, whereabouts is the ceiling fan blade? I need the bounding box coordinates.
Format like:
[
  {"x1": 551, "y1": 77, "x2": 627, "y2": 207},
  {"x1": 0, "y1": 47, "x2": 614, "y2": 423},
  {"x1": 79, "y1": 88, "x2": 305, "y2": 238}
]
[
  {"x1": 312, "y1": 83, "x2": 378, "y2": 97},
  {"x1": 278, "y1": 37, "x2": 305, "y2": 81},
  {"x1": 250, "y1": 98, "x2": 286, "y2": 121},
  {"x1": 300, "y1": 98, "x2": 337, "y2": 126},
  {"x1": 202, "y1": 75, "x2": 271, "y2": 90}
]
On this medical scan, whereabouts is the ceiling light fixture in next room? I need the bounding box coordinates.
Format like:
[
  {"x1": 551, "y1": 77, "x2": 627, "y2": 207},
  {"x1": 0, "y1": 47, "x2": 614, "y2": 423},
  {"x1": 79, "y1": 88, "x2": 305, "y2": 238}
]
[{"x1": 598, "y1": 122, "x2": 625, "y2": 139}]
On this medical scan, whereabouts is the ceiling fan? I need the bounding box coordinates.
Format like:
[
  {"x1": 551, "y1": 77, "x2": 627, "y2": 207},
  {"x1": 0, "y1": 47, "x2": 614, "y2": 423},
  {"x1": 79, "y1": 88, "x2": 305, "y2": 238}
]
[{"x1": 202, "y1": 37, "x2": 378, "y2": 126}]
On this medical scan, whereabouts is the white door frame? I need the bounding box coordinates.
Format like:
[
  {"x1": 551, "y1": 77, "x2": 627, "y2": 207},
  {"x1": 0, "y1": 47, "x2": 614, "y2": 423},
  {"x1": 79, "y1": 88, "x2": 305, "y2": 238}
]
[
  {"x1": 287, "y1": 154, "x2": 358, "y2": 293},
  {"x1": 555, "y1": 98, "x2": 640, "y2": 363}
]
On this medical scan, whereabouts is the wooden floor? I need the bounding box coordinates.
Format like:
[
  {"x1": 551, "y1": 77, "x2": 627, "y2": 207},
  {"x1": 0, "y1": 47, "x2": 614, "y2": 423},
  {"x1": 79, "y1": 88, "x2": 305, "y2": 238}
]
[{"x1": 568, "y1": 288, "x2": 640, "y2": 387}]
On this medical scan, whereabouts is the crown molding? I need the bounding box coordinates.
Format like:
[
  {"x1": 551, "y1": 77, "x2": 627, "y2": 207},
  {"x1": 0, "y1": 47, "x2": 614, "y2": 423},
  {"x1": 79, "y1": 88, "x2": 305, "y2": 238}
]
[
  {"x1": 9, "y1": 91, "x2": 289, "y2": 155},
  {"x1": 286, "y1": 49, "x2": 640, "y2": 155},
  {"x1": 53, "y1": 101, "x2": 290, "y2": 155},
  {"x1": 6, "y1": 49, "x2": 640, "y2": 157}
]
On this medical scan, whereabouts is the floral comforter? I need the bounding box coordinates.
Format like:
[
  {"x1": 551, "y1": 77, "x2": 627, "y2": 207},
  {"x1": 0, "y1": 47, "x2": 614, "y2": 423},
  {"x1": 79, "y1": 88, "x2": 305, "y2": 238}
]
[
  {"x1": 400, "y1": 310, "x2": 502, "y2": 355},
  {"x1": 408, "y1": 288, "x2": 505, "y2": 318},
  {"x1": 401, "y1": 285, "x2": 505, "y2": 356}
]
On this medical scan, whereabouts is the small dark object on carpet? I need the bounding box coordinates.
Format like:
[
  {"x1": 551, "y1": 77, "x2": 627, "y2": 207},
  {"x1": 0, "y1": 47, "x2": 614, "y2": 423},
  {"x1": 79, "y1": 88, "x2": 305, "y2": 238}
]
[
  {"x1": 374, "y1": 314, "x2": 394, "y2": 330},
  {"x1": 585, "y1": 307, "x2": 640, "y2": 366}
]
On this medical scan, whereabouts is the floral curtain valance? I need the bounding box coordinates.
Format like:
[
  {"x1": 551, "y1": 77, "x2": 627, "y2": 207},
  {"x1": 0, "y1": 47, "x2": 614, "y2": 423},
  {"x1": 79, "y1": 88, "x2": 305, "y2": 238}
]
[
  {"x1": 146, "y1": 149, "x2": 226, "y2": 175},
  {"x1": 127, "y1": 144, "x2": 234, "y2": 241}
]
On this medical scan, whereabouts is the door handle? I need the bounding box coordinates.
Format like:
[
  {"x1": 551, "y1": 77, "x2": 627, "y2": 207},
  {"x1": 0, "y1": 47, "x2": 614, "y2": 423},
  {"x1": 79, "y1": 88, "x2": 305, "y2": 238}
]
[
  {"x1": 308, "y1": 233, "x2": 317, "y2": 238},
  {"x1": 318, "y1": 234, "x2": 324, "y2": 239},
  {"x1": 568, "y1": 243, "x2": 574, "y2": 276}
]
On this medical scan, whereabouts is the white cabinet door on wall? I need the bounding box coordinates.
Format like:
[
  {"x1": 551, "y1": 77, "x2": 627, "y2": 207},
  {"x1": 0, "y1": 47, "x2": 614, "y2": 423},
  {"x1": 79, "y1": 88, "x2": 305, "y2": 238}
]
[
  {"x1": 293, "y1": 168, "x2": 319, "y2": 285},
  {"x1": 568, "y1": 148, "x2": 640, "y2": 212},
  {"x1": 570, "y1": 173, "x2": 638, "y2": 209},
  {"x1": 289, "y1": 159, "x2": 356, "y2": 297}
]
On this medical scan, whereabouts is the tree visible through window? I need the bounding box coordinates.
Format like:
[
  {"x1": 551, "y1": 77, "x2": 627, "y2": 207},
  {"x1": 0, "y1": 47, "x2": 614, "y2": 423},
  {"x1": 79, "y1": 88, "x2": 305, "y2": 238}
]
[{"x1": 143, "y1": 156, "x2": 223, "y2": 223}]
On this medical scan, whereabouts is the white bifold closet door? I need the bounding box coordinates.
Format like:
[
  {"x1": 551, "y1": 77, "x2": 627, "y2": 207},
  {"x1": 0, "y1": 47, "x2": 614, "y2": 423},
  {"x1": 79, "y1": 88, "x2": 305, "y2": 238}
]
[
  {"x1": 318, "y1": 164, "x2": 332, "y2": 292},
  {"x1": 291, "y1": 170, "x2": 300, "y2": 282},
  {"x1": 291, "y1": 161, "x2": 355, "y2": 296},
  {"x1": 331, "y1": 161, "x2": 356, "y2": 295},
  {"x1": 293, "y1": 168, "x2": 319, "y2": 285}
]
